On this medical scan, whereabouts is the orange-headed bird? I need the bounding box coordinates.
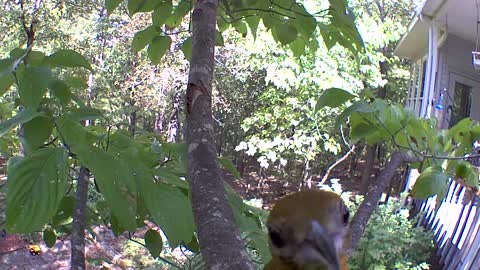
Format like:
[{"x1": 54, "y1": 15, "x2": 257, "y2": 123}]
[{"x1": 264, "y1": 190, "x2": 351, "y2": 270}]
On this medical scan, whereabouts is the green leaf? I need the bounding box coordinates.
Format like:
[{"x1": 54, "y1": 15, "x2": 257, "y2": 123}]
[
  {"x1": 18, "y1": 66, "x2": 52, "y2": 109},
  {"x1": 245, "y1": 15, "x2": 260, "y2": 38},
  {"x1": 335, "y1": 101, "x2": 374, "y2": 128},
  {"x1": 411, "y1": 166, "x2": 449, "y2": 199},
  {"x1": 0, "y1": 108, "x2": 41, "y2": 137},
  {"x1": 147, "y1": 36, "x2": 172, "y2": 64},
  {"x1": 219, "y1": 158, "x2": 241, "y2": 180},
  {"x1": 215, "y1": 31, "x2": 225, "y2": 47},
  {"x1": 349, "y1": 118, "x2": 377, "y2": 142},
  {"x1": 128, "y1": 0, "x2": 160, "y2": 15},
  {"x1": 181, "y1": 37, "x2": 192, "y2": 61},
  {"x1": 76, "y1": 146, "x2": 137, "y2": 231},
  {"x1": 68, "y1": 107, "x2": 104, "y2": 121},
  {"x1": 105, "y1": 0, "x2": 123, "y2": 14},
  {"x1": 233, "y1": 21, "x2": 248, "y2": 35},
  {"x1": 165, "y1": 0, "x2": 191, "y2": 28},
  {"x1": 6, "y1": 148, "x2": 68, "y2": 232},
  {"x1": 139, "y1": 180, "x2": 195, "y2": 248},
  {"x1": 132, "y1": 26, "x2": 159, "y2": 53},
  {"x1": 52, "y1": 196, "x2": 75, "y2": 226},
  {"x1": 289, "y1": 38, "x2": 305, "y2": 57},
  {"x1": 0, "y1": 58, "x2": 15, "y2": 95},
  {"x1": 274, "y1": 22, "x2": 298, "y2": 45},
  {"x1": 152, "y1": 0, "x2": 173, "y2": 26},
  {"x1": 316, "y1": 88, "x2": 356, "y2": 111},
  {"x1": 49, "y1": 80, "x2": 72, "y2": 106},
  {"x1": 144, "y1": 229, "x2": 163, "y2": 258},
  {"x1": 155, "y1": 167, "x2": 189, "y2": 189},
  {"x1": 44, "y1": 50, "x2": 93, "y2": 72},
  {"x1": 291, "y1": 3, "x2": 317, "y2": 39},
  {"x1": 43, "y1": 227, "x2": 57, "y2": 248},
  {"x1": 23, "y1": 116, "x2": 53, "y2": 153},
  {"x1": 56, "y1": 116, "x2": 87, "y2": 147}
]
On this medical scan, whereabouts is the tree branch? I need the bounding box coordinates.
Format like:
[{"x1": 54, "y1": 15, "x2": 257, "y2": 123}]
[
  {"x1": 350, "y1": 151, "x2": 423, "y2": 249},
  {"x1": 319, "y1": 145, "x2": 356, "y2": 185}
]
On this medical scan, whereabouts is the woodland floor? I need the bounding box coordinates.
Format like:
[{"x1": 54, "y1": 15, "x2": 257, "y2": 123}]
[{"x1": 0, "y1": 158, "x2": 440, "y2": 269}]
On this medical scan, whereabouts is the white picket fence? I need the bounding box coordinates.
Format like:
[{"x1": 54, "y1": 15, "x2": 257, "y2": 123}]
[{"x1": 414, "y1": 181, "x2": 480, "y2": 270}]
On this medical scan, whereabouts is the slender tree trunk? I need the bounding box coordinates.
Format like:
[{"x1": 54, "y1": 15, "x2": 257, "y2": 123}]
[
  {"x1": 185, "y1": 1, "x2": 254, "y2": 269},
  {"x1": 70, "y1": 166, "x2": 90, "y2": 270},
  {"x1": 360, "y1": 145, "x2": 376, "y2": 195},
  {"x1": 167, "y1": 91, "x2": 181, "y2": 142},
  {"x1": 350, "y1": 151, "x2": 422, "y2": 249}
]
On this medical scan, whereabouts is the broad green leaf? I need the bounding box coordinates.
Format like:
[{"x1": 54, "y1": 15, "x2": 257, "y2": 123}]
[
  {"x1": 349, "y1": 118, "x2": 377, "y2": 143},
  {"x1": 289, "y1": 38, "x2": 305, "y2": 57},
  {"x1": 215, "y1": 31, "x2": 224, "y2": 47},
  {"x1": 0, "y1": 108, "x2": 41, "y2": 137},
  {"x1": 245, "y1": 15, "x2": 260, "y2": 38},
  {"x1": 165, "y1": 0, "x2": 191, "y2": 28},
  {"x1": 132, "y1": 26, "x2": 159, "y2": 53},
  {"x1": 52, "y1": 196, "x2": 75, "y2": 226},
  {"x1": 155, "y1": 167, "x2": 189, "y2": 189},
  {"x1": 320, "y1": 29, "x2": 336, "y2": 50},
  {"x1": 76, "y1": 146, "x2": 137, "y2": 231},
  {"x1": 68, "y1": 107, "x2": 104, "y2": 121},
  {"x1": 49, "y1": 80, "x2": 72, "y2": 106},
  {"x1": 316, "y1": 88, "x2": 356, "y2": 111},
  {"x1": 274, "y1": 22, "x2": 298, "y2": 45},
  {"x1": 449, "y1": 160, "x2": 479, "y2": 188},
  {"x1": 411, "y1": 166, "x2": 449, "y2": 199},
  {"x1": 217, "y1": 14, "x2": 230, "y2": 32},
  {"x1": 6, "y1": 148, "x2": 68, "y2": 232},
  {"x1": 55, "y1": 116, "x2": 87, "y2": 148},
  {"x1": 43, "y1": 227, "x2": 57, "y2": 248},
  {"x1": 147, "y1": 36, "x2": 172, "y2": 64},
  {"x1": 128, "y1": 0, "x2": 160, "y2": 15},
  {"x1": 335, "y1": 101, "x2": 374, "y2": 128},
  {"x1": 262, "y1": 12, "x2": 277, "y2": 29},
  {"x1": 152, "y1": 0, "x2": 173, "y2": 26},
  {"x1": 181, "y1": 37, "x2": 192, "y2": 61},
  {"x1": 18, "y1": 66, "x2": 51, "y2": 109},
  {"x1": 23, "y1": 116, "x2": 53, "y2": 153},
  {"x1": 26, "y1": 51, "x2": 46, "y2": 66},
  {"x1": 233, "y1": 21, "x2": 248, "y2": 35},
  {"x1": 0, "y1": 59, "x2": 15, "y2": 95},
  {"x1": 144, "y1": 229, "x2": 163, "y2": 258},
  {"x1": 44, "y1": 50, "x2": 93, "y2": 72},
  {"x1": 290, "y1": 3, "x2": 317, "y2": 39},
  {"x1": 184, "y1": 235, "x2": 199, "y2": 253},
  {"x1": 139, "y1": 179, "x2": 195, "y2": 248},
  {"x1": 219, "y1": 158, "x2": 241, "y2": 180},
  {"x1": 105, "y1": 0, "x2": 123, "y2": 14}
]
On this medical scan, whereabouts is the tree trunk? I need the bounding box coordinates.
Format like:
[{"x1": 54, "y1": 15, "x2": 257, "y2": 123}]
[
  {"x1": 185, "y1": 1, "x2": 254, "y2": 269},
  {"x1": 70, "y1": 166, "x2": 90, "y2": 270},
  {"x1": 350, "y1": 151, "x2": 422, "y2": 249},
  {"x1": 167, "y1": 91, "x2": 181, "y2": 142},
  {"x1": 359, "y1": 145, "x2": 376, "y2": 195}
]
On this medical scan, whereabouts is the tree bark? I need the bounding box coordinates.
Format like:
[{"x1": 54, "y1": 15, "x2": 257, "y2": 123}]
[
  {"x1": 70, "y1": 166, "x2": 90, "y2": 270},
  {"x1": 350, "y1": 151, "x2": 422, "y2": 249},
  {"x1": 359, "y1": 145, "x2": 376, "y2": 195},
  {"x1": 185, "y1": 1, "x2": 255, "y2": 269}
]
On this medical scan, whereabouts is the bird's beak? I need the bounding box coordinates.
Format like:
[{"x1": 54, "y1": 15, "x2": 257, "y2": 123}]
[{"x1": 296, "y1": 220, "x2": 341, "y2": 270}]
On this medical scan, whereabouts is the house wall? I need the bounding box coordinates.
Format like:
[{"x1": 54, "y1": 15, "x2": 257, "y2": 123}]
[{"x1": 436, "y1": 34, "x2": 480, "y2": 128}]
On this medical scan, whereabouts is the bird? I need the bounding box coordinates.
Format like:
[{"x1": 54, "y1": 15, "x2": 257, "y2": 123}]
[{"x1": 264, "y1": 189, "x2": 351, "y2": 270}]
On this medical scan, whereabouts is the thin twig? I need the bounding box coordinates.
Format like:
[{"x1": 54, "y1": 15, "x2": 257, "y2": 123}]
[{"x1": 319, "y1": 145, "x2": 356, "y2": 185}]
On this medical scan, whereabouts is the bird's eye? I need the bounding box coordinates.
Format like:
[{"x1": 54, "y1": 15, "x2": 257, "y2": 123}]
[
  {"x1": 343, "y1": 210, "x2": 350, "y2": 224},
  {"x1": 268, "y1": 226, "x2": 286, "y2": 248}
]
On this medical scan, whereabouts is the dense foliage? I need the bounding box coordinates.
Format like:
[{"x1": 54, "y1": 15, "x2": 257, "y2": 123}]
[{"x1": 0, "y1": 0, "x2": 478, "y2": 268}]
